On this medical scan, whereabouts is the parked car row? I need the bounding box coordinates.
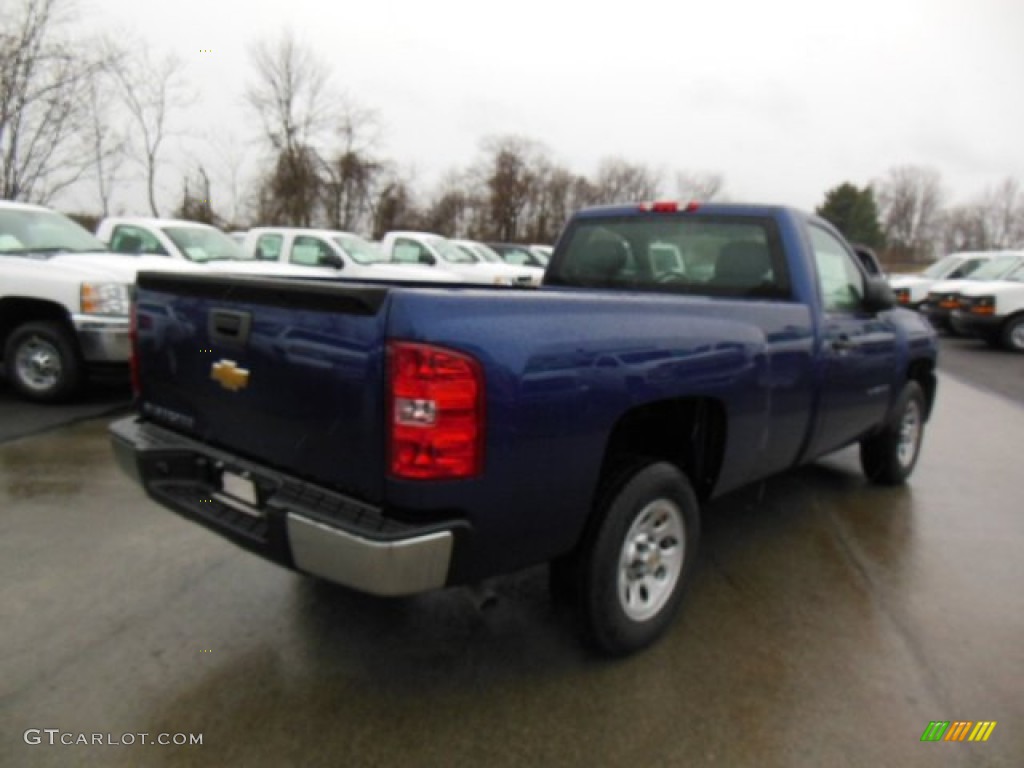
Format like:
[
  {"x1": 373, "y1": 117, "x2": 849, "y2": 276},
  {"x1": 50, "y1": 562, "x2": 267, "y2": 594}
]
[
  {"x1": 97, "y1": 217, "x2": 551, "y2": 287},
  {"x1": 380, "y1": 231, "x2": 542, "y2": 286},
  {"x1": 0, "y1": 200, "x2": 558, "y2": 402},
  {"x1": 887, "y1": 249, "x2": 1024, "y2": 353}
]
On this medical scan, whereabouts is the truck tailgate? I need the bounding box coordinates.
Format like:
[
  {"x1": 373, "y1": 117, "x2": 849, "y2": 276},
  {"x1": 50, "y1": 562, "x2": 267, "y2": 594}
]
[{"x1": 133, "y1": 272, "x2": 390, "y2": 503}]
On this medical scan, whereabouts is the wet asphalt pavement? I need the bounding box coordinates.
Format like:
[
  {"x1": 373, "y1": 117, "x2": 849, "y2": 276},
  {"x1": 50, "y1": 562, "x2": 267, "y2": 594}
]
[{"x1": 1, "y1": 346, "x2": 1023, "y2": 767}]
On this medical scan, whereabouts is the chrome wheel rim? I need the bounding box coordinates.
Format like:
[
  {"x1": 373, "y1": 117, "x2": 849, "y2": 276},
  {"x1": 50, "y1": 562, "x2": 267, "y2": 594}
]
[
  {"x1": 1010, "y1": 322, "x2": 1024, "y2": 350},
  {"x1": 618, "y1": 499, "x2": 686, "y2": 622},
  {"x1": 897, "y1": 399, "x2": 922, "y2": 468},
  {"x1": 14, "y1": 336, "x2": 62, "y2": 393}
]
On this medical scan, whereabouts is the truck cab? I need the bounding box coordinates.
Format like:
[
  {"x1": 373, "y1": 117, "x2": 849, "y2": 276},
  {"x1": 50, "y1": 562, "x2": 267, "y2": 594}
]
[
  {"x1": 241, "y1": 227, "x2": 456, "y2": 283},
  {"x1": 381, "y1": 231, "x2": 542, "y2": 286},
  {"x1": 95, "y1": 217, "x2": 327, "y2": 278}
]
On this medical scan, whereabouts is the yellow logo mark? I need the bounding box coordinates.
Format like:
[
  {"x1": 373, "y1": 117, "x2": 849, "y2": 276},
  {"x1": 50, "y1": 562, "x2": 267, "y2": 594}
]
[
  {"x1": 922, "y1": 720, "x2": 996, "y2": 743},
  {"x1": 968, "y1": 722, "x2": 997, "y2": 742},
  {"x1": 211, "y1": 359, "x2": 250, "y2": 392}
]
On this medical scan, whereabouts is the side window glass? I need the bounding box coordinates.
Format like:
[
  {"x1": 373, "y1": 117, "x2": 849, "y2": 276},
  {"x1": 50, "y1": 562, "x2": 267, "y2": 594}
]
[
  {"x1": 291, "y1": 235, "x2": 326, "y2": 266},
  {"x1": 255, "y1": 234, "x2": 282, "y2": 261},
  {"x1": 503, "y1": 248, "x2": 530, "y2": 266},
  {"x1": 393, "y1": 239, "x2": 425, "y2": 264},
  {"x1": 959, "y1": 259, "x2": 983, "y2": 277},
  {"x1": 110, "y1": 226, "x2": 166, "y2": 256},
  {"x1": 810, "y1": 226, "x2": 864, "y2": 312}
]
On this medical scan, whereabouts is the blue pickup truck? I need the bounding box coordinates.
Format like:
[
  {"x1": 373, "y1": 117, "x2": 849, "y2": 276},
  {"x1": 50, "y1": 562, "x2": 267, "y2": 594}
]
[{"x1": 110, "y1": 202, "x2": 938, "y2": 655}]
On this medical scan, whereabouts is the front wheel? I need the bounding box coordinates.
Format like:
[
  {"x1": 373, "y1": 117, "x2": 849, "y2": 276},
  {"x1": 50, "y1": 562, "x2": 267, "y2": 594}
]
[
  {"x1": 1001, "y1": 315, "x2": 1024, "y2": 353},
  {"x1": 860, "y1": 381, "x2": 926, "y2": 485},
  {"x1": 575, "y1": 460, "x2": 700, "y2": 656},
  {"x1": 4, "y1": 321, "x2": 84, "y2": 403}
]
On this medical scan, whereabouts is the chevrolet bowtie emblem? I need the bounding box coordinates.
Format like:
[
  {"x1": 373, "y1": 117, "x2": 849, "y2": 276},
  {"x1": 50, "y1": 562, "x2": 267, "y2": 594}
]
[{"x1": 211, "y1": 359, "x2": 250, "y2": 392}]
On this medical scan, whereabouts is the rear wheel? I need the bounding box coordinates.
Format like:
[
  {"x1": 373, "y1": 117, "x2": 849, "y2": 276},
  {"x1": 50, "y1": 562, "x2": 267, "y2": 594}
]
[
  {"x1": 4, "y1": 321, "x2": 83, "y2": 402},
  {"x1": 571, "y1": 460, "x2": 700, "y2": 656},
  {"x1": 1001, "y1": 315, "x2": 1024, "y2": 353},
  {"x1": 860, "y1": 381, "x2": 926, "y2": 485}
]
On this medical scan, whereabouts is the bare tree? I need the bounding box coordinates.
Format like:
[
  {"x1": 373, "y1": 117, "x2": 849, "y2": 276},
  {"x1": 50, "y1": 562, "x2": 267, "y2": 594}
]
[
  {"x1": 246, "y1": 31, "x2": 332, "y2": 155},
  {"x1": 938, "y1": 205, "x2": 989, "y2": 253},
  {"x1": 424, "y1": 169, "x2": 480, "y2": 237},
  {"x1": 323, "y1": 103, "x2": 382, "y2": 231},
  {"x1": 83, "y1": 63, "x2": 127, "y2": 216},
  {"x1": 590, "y1": 157, "x2": 662, "y2": 204},
  {"x1": 254, "y1": 144, "x2": 322, "y2": 227},
  {"x1": 522, "y1": 162, "x2": 591, "y2": 243},
  {"x1": 468, "y1": 135, "x2": 548, "y2": 241},
  {"x1": 978, "y1": 177, "x2": 1024, "y2": 248},
  {"x1": 246, "y1": 31, "x2": 340, "y2": 226},
  {"x1": 175, "y1": 164, "x2": 217, "y2": 224},
  {"x1": 205, "y1": 131, "x2": 251, "y2": 227},
  {"x1": 938, "y1": 177, "x2": 1024, "y2": 253},
  {"x1": 0, "y1": 0, "x2": 108, "y2": 201},
  {"x1": 675, "y1": 170, "x2": 726, "y2": 202},
  {"x1": 874, "y1": 165, "x2": 945, "y2": 262},
  {"x1": 370, "y1": 169, "x2": 421, "y2": 239},
  {"x1": 111, "y1": 51, "x2": 189, "y2": 216}
]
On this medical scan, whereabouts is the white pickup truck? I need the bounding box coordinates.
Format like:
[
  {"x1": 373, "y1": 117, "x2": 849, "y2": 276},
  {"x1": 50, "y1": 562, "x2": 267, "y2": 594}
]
[
  {"x1": 888, "y1": 251, "x2": 994, "y2": 308},
  {"x1": 918, "y1": 251, "x2": 1024, "y2": 333},
  {"x1": 380, "y1": 231, "x2": 542, "y2": 286},
  {"x1": 95, "y1": 217, "x2": 329, "y2": 278},
  {"x1": 239, "y1": 227, "x2": 454, "y2": 282},
  {"x1": 952, "y1": 263, "x2": 1024, "y2": 352},
  {"x1": 1, "y1": 202, "x2": 200, "y2": 401}
]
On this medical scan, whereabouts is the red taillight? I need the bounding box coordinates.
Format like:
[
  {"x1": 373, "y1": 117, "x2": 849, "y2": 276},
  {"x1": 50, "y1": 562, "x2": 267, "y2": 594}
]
[
  {"x1": 638, "y1": 200, "x2": 700, "y2": 213},
  {"x1": 388, "y1": 341, "x2": 484, "y2": 480},
  {"x1": 129, "y1": 301, "x2": 140, "y2": 397}
]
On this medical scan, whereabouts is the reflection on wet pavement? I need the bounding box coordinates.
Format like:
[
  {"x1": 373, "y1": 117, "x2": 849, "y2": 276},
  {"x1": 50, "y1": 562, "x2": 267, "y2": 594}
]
[{"x1": 1, "y1": 375, "x2": 1021, "y2": 767}]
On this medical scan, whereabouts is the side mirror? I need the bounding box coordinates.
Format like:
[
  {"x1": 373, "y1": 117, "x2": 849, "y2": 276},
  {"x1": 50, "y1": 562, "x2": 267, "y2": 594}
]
[
  {"x1": 863, "y1": 277, "x2": 896, "y2": 313},
  {"x1": 419, "y1": 252, "x2": 437, "y2": 266},
  {"x1": 319, "y1": 252, "x2": 344, "y2": 269}
]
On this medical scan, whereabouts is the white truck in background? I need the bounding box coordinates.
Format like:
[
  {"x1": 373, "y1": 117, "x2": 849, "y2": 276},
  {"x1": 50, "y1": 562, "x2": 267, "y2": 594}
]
[
  {"x1": 1, "y1": 202, "x2": 200, "y2": 401},
  {"x1": 240, "y1": 227, "x2": 455, "y2": 282},
  {"x1": 887, "y1": 251, "x2": 993, "y2": 308},
  {"x1": 95, "y1": 217, "x2": 328, "y2": 278},
  {"x1": 380, "y1": 231, "x2": 542, "y2": 286},
  {"x1": 952, "y1": 263, "x2": 1024, "y2": 352}
]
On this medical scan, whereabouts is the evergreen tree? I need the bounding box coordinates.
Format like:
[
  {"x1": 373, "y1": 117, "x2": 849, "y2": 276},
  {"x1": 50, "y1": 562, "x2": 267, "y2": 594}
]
[{"x1": 817, "y1": 183, "x2": 885, "y2": 249}]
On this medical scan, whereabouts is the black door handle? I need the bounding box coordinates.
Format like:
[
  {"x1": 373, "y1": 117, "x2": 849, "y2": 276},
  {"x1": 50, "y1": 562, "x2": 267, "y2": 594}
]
[
  {"x1": 208, "y1": 309, "x2": 252, "y2": 346},
  {"x1": 832, "y1": 335, "x2": 854, "y2": 352}
]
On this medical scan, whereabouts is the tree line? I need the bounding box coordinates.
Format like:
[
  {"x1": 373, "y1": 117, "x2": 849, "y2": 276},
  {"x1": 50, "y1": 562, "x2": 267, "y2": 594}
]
[{"x1": 3, "y1": 0, "x2": 1023, "y2": 261}]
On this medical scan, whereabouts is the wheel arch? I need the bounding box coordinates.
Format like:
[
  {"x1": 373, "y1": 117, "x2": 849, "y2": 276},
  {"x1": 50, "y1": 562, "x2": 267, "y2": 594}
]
[
  {"x1": 0, "y1": 298, "x2": 76, "y2": 359},
  {"x1": 906, "y1": 357, "x2": 937, "y2": 420},
  {"x1": 999, "y1": 310, "x2": 1024, "y2": 351},
  {"x1": 598, "y1": 396, "x2": 727, "y2": 503}
]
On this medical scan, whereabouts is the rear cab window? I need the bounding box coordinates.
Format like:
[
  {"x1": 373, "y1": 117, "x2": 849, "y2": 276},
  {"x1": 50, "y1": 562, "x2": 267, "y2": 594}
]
[
  {"x1": 546, "y1": 213, "x2": 791, "y2": 300},
  {"x1": 110, "y1": 225, "x2": 168, "y2": 256}
]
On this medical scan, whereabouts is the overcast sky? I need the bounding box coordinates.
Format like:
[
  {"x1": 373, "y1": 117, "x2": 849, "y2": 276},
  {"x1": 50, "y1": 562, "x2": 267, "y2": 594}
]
[{"x1": 79, "y1": 0, "x2": 1024, "y2": 215}]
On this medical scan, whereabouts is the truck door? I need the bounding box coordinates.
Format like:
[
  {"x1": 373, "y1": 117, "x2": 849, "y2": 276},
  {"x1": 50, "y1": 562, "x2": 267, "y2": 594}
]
[{"x1": 807, "y1": 225, "x2": 897, "y2": 456}]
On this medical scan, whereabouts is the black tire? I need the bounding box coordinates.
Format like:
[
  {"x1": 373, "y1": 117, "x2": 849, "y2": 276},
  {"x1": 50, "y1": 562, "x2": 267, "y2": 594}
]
[
  {"x1": 860, "y1": 381, "x2": 926, "y2": 485},
  {"x1": 572, "y1": 460, "x2": 700, "y2": 656},
  {"x1": 3, "y1": 321, "x2": 84, "y2": 402},
  {"x1": 1000, "y1": 315, "x2": 1024, "y2": 353}
]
